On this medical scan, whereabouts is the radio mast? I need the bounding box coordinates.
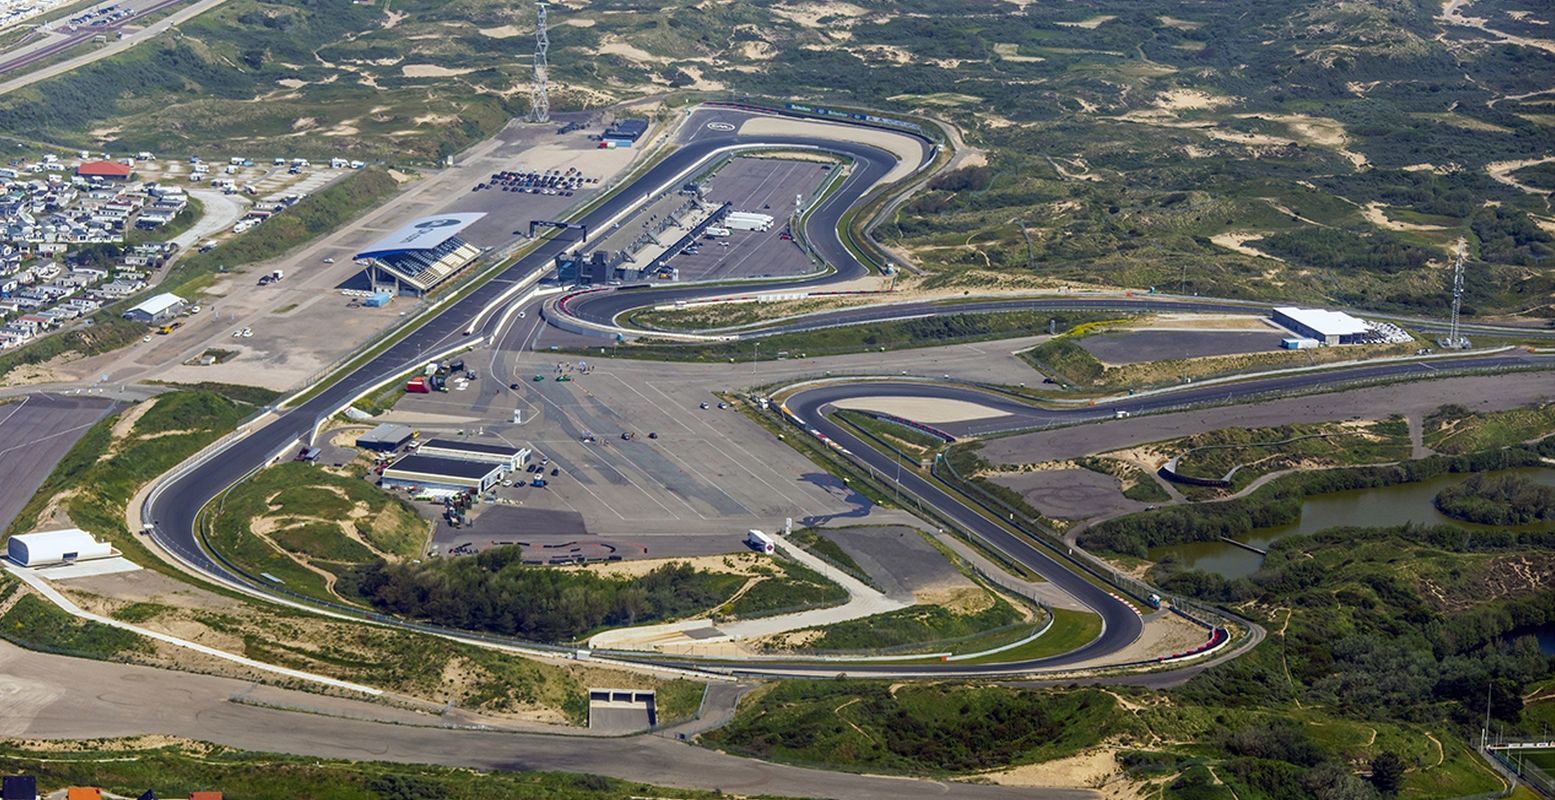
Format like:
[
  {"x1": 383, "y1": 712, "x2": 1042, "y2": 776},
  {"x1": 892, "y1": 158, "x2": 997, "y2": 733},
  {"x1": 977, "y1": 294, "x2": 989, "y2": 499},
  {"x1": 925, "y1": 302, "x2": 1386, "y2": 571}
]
[
  {"x1": 530, "y1": 2, "x2": 550, "y2": 123},
  {"x1": 1440, "y1": 239, "x2": 1468, "y2": 349}
]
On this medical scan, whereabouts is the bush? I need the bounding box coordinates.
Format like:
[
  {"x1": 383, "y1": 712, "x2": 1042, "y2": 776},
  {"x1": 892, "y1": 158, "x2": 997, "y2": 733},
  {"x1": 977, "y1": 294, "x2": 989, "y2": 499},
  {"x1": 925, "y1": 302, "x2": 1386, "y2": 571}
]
[{"x1": 1434, "y1": 473, "x2": 1555, "y2": 525}]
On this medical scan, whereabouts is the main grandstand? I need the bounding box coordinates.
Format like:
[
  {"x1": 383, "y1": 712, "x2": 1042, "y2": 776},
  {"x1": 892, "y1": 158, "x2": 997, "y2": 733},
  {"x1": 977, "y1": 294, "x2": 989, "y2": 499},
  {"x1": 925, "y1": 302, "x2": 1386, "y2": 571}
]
[{"x1": 354, "y1": 213, "x2": 487, "y2": 296}]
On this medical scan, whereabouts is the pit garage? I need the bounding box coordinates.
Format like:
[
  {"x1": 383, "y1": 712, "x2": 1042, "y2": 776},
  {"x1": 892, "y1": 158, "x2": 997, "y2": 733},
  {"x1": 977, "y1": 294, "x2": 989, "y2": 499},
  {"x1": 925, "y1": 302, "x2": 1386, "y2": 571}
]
[{"x1": 380, "y1": 454, "x2": 505, "y2": 495}]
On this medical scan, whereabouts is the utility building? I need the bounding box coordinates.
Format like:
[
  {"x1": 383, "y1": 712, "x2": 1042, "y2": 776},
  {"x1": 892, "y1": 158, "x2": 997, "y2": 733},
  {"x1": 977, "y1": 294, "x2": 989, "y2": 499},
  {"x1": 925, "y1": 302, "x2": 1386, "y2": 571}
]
[
  {"x1": 353, "y1": 213, "x2": 486, "y2": 296},
  {"x1": 1271, "y1": 307, "x2": 1369, "y2": 346},
  {"x1": 122, "y1": 292, "x2": 185, "y2": 323},
  {"x1": 355, "y1": 423, "x2": 415, "y2": 452},
  {"x1": 416, "y1": 438, "x2": 530, "y2": 471},
  {"x1": 380, "y1": 454, "x2": 505, "y2": 494},
  {"x1": 7, "y1": 528, "x2": 113, "y2": 567}
]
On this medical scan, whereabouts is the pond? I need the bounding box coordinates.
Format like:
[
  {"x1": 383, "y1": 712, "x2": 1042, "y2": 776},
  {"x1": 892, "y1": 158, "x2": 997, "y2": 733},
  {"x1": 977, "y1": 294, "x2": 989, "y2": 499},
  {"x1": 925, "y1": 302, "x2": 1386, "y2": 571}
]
[
  {"x1": 1148, "y1": 467, "x2": 1555, "y2": 580},
  {"x1": 1503, "y1": 624, "x2": 1555, "y2": 657}
]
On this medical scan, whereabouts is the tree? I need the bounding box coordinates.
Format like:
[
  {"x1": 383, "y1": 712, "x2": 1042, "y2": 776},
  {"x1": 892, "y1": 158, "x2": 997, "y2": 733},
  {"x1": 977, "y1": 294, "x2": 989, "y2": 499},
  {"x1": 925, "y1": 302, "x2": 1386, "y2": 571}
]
[{"x1": 1368, "y1": 751, "x2": 1405, "y2": 794}]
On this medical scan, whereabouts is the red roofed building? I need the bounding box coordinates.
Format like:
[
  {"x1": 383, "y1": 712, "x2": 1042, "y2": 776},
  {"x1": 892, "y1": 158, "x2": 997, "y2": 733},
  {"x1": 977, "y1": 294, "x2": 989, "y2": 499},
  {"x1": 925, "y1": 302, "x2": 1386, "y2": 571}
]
[{"x1": 77, "y1": 160, "x2": 131, "y2": 179}]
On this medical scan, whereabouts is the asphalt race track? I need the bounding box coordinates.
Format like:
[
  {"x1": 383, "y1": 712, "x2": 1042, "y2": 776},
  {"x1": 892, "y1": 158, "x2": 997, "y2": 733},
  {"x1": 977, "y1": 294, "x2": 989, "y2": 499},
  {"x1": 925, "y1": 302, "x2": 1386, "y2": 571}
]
[{"x1": 145, "y1": 103, "x2": 1555, "y2": 679}]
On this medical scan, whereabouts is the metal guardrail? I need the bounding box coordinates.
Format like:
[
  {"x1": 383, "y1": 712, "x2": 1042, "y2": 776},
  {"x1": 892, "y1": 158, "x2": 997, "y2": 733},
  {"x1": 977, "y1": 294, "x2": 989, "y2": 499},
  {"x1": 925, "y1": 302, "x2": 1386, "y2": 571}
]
[{"x1": 1485, "y1": 746, "x2": 1554, "y2": 798}]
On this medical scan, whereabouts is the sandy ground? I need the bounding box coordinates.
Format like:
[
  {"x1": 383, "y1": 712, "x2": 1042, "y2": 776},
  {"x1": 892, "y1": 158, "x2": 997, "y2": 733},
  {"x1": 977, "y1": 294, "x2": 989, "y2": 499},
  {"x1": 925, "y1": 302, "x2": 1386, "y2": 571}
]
[
  {"x1": 831, "y1": 395, "x2": 1010, "y2": 424},
  {"x1": 401, "y1": 64, "x2": 477, "y2": 78},
  {"x1": 1486, "y1": 155, "x2": 1555, "y2": 195},
  {"x1": 1209, "y1": 232, "x2": 1282, "y2": 261},
  {"x1": 982, "y1": 749, "x2": 1123, "y2": 793},
  {"x1": 737, "y1": 115, "x2": 925, "y2": 185},
  {"x1": 1363, "y1": 201, "x2": 1448, "y2": 232},
  {"x1": 1154, "y1": 89, "x2": 1233, "y2": 112},
  {"x1": 0, "y1": 643, "x2": 1052, "y2": 800},
  {"x1": 1055, "y1": 15, "x2": 1115, "y2": 29}
]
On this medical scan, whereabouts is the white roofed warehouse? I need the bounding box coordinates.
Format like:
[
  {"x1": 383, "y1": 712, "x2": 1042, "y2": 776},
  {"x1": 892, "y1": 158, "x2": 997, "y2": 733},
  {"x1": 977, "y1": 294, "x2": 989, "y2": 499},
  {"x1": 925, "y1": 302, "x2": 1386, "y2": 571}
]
[
  {"x1": 122, "y1": 292, "x2": 186, "y2": 323},
  {"x1": 6, "y1": 528, "x2": 113, "y2": 567},
  {"x1": 354, "y1": 213, "x2": 487, "y2": 296},
  {"x1": 1271, "y1": 307, "x2": 1370, "y2": 346}
]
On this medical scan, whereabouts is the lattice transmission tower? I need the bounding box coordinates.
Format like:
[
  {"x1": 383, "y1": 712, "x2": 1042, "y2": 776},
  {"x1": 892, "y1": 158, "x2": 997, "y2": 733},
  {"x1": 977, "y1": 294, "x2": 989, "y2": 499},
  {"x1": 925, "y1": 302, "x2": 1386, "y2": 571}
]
[
  {"x1": 529, "y1": 2, "x2": 549, "y2": 123},
  {"x1": 1440, "y1": 238, "x2": 1469, "y2": 349}
]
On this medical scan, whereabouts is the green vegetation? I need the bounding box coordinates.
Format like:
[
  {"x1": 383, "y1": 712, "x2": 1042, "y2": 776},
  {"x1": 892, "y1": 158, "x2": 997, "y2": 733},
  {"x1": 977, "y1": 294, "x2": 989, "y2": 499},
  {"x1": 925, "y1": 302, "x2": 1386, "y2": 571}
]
[
  {"x1": 1074, "y1": 456, "x2": 1172, "y2": 502},
  {"x1": 0, "y1": 738, "x2": 741, "y2": 800},
  {"x1": 785, "y1": 526, "x2": 871, "y2": 586},
  {"x1": 794, "y1": 594, "x2": 1027, "y2": 654},
  {"x1": 352, "y1": 550, "x2": 746, "y2": 643},
  {"x1": 596, "y1": 309, "x2": 1113, "y2": 363},
  {"x1": 206, "y1": 460, "x2": 430, "y2": 601},
  {"x1": 1023, "y1": 332, "x2": 1418, "y2": 393},
  {"x1": 952, "y1": 607, "x2": 1102, "y2": 665},
  {"x1": 834, "y1": 409, "x2": 945, "y2": 460},
  {"x1": 1424, "y1": 402, "x2": 1555, "y2": 455},
  {"x1": 0, "y1": 313, "x2": 147, "y2": 383},
  {"x1": 0, "y1": 594, "x2": 148, "y2": 660},
  {"x1": 705, "y1": 681, "x2": 1132, "y2": 775},
  {"x1": 1080, "y1": 445, "x2": 1548, "y2": 560},
  {"x1": 717, "y1": 558, "x2": 848, "y2": 620},
  {"x1": 1167, "y1": 418, "x2": 1411, "y2": 490},
  {"x1": 5, "y1": 390, "x2": 260, "y2": 582},
  {"x1": 1022, "y1": 337, "x2": 1107, "y2": 387},
  {"x1": 150, "y1": 381, "x2": 283, "y2": 407},
  {"x1": 1434, "y1": 473, "x2": 1555, "y2": 526}
]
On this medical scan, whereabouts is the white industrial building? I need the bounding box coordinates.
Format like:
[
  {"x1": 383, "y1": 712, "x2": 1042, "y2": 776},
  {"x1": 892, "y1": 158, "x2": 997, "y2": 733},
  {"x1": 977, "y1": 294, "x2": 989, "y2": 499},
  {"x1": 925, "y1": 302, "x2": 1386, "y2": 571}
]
[
  {"x1": 121, "y1": 292, "x2": 186, "y2": 323},
  {"x1": 1271, "y1": 307, "x2": 1369, "y2": 346},
  {"x1": 416, "y1": 438, "x2": 530, "y2": 471},
  {"x1": 379, "y1": 438, "x2": 529, "y2": 495},
  {"x1": 6, "y1": 528, "x2": 113, "y2": 567}
]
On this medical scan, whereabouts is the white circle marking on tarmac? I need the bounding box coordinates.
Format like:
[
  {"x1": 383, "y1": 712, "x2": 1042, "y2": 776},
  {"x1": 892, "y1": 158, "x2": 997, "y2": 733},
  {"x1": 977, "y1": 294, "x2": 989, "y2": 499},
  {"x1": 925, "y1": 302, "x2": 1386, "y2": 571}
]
[{"x1": 706, "y1": 122, "x2": 735, "y2": 131}]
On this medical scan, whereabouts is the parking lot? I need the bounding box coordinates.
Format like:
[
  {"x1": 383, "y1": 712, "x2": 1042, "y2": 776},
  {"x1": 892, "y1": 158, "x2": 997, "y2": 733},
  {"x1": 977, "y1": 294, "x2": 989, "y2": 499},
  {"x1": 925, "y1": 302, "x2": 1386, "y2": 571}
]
[
  {"x1": 375, "y1": 343, "x2": 872, "y2": 541},
  {"x1": 0, "y1": 393, "x2": 118, "y2": 531},
  {"x1": 434, "y1": 123, "x2": 636, "y2": 249},
  {"x1": 657, "y1": 157, "x2": 830, "y2": 282},
  {"x1": 1080, "y1": 328, "x2": 1286, "y2": 365}
]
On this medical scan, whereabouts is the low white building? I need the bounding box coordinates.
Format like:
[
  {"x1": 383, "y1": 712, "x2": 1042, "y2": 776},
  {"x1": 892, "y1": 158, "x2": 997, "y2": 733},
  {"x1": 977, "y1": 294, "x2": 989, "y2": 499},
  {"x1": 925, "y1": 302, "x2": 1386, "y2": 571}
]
[
  {"x1": 6, "y1": 528, "x2": 113, "y2": 567},
  {"x1": 122, "y1": 291, "x2": 185, "y2": 323}
]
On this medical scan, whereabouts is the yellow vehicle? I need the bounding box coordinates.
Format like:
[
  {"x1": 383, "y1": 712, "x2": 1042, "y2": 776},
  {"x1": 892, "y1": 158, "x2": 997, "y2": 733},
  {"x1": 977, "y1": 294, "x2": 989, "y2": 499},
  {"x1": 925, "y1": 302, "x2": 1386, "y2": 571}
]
[{"x1": 156, "y1": 321, "x2": 183, "y2": 335}]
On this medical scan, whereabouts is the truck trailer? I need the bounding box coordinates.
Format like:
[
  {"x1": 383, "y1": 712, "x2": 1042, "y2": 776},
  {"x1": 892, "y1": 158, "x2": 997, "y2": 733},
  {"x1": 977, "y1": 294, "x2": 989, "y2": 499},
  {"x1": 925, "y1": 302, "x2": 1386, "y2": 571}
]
[{"x1": 745, "y1": 529, "x2": 775, "y2": 554}]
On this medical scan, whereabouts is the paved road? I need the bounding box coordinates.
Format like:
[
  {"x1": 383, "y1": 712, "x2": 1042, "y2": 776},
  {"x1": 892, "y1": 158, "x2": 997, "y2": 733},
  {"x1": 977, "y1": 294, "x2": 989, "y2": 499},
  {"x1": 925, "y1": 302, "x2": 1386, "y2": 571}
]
[
  {"x1": 0, "y1": 0, "x2": 225, "y2": 95},
  {"x1": 0, "y1": 643, "x2": 1073, "y2": 800},
  {"x1": 142, "y1": 105, "x2": 947, "y2": 656},
  {"x1": 145, "y1": 102, "x2": 1555, "y2": 680}
]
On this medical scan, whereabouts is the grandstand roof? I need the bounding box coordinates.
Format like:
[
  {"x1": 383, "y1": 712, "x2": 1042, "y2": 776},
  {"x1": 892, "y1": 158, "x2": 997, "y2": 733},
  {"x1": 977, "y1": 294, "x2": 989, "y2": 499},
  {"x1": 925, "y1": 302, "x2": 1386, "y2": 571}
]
[{"x1": 355, "y1": 213, "x2": 485, "y2": 260}]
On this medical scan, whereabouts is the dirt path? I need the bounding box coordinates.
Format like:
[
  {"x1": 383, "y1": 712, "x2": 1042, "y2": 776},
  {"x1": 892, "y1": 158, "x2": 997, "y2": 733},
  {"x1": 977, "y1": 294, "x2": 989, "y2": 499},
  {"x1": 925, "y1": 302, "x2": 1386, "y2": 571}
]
[
  {"x1": 1439, "y1": 0, "x2": 1555, "y2": 57},
  {"x1": 1425, "y1": 731, "x2": 1446, "y2": 769}
]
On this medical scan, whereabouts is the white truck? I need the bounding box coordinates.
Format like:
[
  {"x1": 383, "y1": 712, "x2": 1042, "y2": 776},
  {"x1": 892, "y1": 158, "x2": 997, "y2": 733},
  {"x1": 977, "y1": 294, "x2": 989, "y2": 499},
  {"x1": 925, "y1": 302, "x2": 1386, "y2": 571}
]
[
  {"x1": 746, "y1": 529, "x2": 775, "y2": 554},
  {"x1": 703, "y1": 227, "x2": 731, "y2": 238}
]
